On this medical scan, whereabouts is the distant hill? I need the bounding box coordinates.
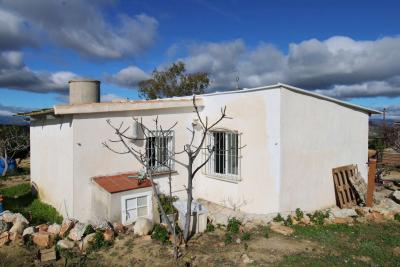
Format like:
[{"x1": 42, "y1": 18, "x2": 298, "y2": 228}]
[{"x1": 0, "y1": 115, "x2": 29, "y2": 126}]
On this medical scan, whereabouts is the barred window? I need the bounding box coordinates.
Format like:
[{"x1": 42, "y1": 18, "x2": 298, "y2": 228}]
[
  {"x1": 146, "y1": 131, "x2": 174, "y2": 172},
  {"x1": 205, "y1": 130, "x2": 241, "y2": 181}
]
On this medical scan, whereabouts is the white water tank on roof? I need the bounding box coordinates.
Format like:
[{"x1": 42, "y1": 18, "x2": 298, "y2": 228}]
[{"x1": 69, "y1": 79, "x2": 100, "y2": 104}]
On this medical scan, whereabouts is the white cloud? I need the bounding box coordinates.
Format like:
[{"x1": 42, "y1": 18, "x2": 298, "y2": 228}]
[
  {"x1": 0, "y1": 0, "x2": 158, "y2": 59},
  {"x1": 167, "y1": 36, "x2": 400, "y2": 99},
  {"x1": 106, "y1": 66, "x2": 149, "y2": 88},
  {"x1": 101, "y1": 93, "x2": 126, "y2": 102}
]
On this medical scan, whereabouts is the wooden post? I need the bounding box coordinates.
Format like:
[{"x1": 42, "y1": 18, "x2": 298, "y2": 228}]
[{"x1": 366, "y1": 159, "x2": 377, "y2": 207}]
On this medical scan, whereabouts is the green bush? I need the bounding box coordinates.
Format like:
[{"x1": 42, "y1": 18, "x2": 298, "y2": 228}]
[
  {"x1": 394, "y1": 213, "x2": 400, "y2": 222},
  {"x1": 295, "y1": 208, "x2": 304, "y2": 221},
  {"x1": 21, "y1": 199, "x2": 63, "y2": 225},
  {"x1": 151, "y1": 224, "x2": 170, "y2": 244},
  {"x1": 158, "y1": 194, "x2": 178, "y2": 214},
  {"x1": 0, "y1": 183, "x2": 31, "y2": 197},
  {"x1": 273, "y1": 213, "x2": 285, "y2": 222},
  {"x1": 224, "y1": 232, "x2": 233, "y2": 244},
  {"x1": 206, "y1": 222, "x2": 215, "y2": 233},
  {"x1": 284, "y1": 215, "x2": 293, "y2": 226},
  {"x1": 88, "y1": 231, "x2": 112, "y2": 252},
  {"x1": 310, "y1": 210, "x2": 330, "y2": 225},
  {"x1": 263, "y1": 226, "x2": 270, "y2": 239},
  {"x1": 83, "y1": 225, "x2": 96, "y2": 236},
  {"x1": 227, "y1": 217, "x2": 241, "y2": 234},
  {"x1": 242, "y1": 231, "x2": 251, "y2": 241}
]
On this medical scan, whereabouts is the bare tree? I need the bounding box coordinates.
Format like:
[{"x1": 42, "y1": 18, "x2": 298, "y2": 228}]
[
  {"x1": 0, "y1": 126, "x2": 29, "y2": 176},
  {"x1": 103, "y1": 96, "x2": 236, "y2": 248},
  {"x1": 386, "y1": 124, "x2": 400, "y2": 152}
]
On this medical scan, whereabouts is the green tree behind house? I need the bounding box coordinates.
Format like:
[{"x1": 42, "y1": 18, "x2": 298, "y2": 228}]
[{"x1": 138, "y1": 61, "x2": 209, "y2": 99}]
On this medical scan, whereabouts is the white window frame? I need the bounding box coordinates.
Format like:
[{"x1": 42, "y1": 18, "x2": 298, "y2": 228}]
[
  {"x1": 204, "y1": 129, "x2": 242, "y2": 182},
  {"x1": 146, "y1": 130, "x2": 175, "y2": 173},
  {"x1": 121, "y1": 190, "x2": 153, "y2": 225}
]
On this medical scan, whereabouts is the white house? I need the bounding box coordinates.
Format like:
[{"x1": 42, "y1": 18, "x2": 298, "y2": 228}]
[{"x1": 23, "y1": 80, "x2": 380, "y2": 224}]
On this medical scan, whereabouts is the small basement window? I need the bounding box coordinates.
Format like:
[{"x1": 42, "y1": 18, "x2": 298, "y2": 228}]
[
  {"x1": 121, "y1": 191, "x2": 152, "y2": 225},
  {"x1": 205, "y1": 130, "x2": 241, "y2": 181}
]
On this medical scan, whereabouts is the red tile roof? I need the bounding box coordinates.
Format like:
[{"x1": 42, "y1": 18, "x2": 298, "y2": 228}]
[{"x1": 93, "y1": 172, "x2": 152, "y2": 193}]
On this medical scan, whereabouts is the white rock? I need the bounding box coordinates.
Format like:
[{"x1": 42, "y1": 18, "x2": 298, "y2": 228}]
[
  {"x1": 47, "y1": 224, "x2": 61, "y2": 235},
  {"x1": 392, "y1": 191, "x2": 400, "y2": 204},
  {"x1": 80, "y1": 233, "x2": 96, "y2": 251},
  {"x1": 9, "y1": 221, "x2": 27, "y2": 235},
  {"x1": 22, "y1": 226, "x2": 34, "y2": 237},
  {"x1": 133, "y1": 218, "x2": 154, "y2": 236},
  {"x1": 68, "y1": 222, "x2": 87, "y2": 241},
  {"x1": 330, "y1": 208, "x2": 357, "y2": 218},
  {"x1": 13, "y1": 213, "x2": 29, "y2": 224},
  {"x1": 0, "y1": 211, "x2": 15, "y2": 223},
  {"x1": 241, "y1": 254, "x2": 254, "y2": 264},
  {"x1": 57, "y1": 239, "x2": 75, "y2": 249}
]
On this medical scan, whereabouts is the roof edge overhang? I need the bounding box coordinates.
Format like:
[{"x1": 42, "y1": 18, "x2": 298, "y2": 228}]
[
  {"x1": 54, "y1": 98, "x2": 201, "y2": 115},
  {"x1": 201, "y1": 83, "x2": 381, "y2": 115}
]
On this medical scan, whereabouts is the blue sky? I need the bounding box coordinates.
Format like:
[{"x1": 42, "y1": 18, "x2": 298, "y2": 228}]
[{"x1": 1, "y1": 0, "x2": 400, "y2": 119}]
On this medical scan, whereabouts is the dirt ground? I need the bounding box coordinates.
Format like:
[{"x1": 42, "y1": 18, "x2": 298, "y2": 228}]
[{"x1": 0, "y1": 228, "x2": 322, "y2": 267}]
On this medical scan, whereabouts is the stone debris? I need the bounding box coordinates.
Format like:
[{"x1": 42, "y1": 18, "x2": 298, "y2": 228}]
[
  {"x1": 68, "y1": 222, "x2": 87, "y2": 241},
  {"x1": 33, "y1": 232, "x2": 54, "y2": 248},
  {"x1": 270, "y1": 223, "x2": 294, "y2": 236},
  {"x1": 80, "y1": 233, "x2": 96, "y2": 251},
  {"x1": 13, "y1": 213, "x2": 29, "y2": 225},
  {"x1": 0, "y1": 211, "x2": 15, "y2": 223},
  {"x1": 40, "y1": 246, "x2": 57, "y2": 262},
  {"x1": 330, "y1": 208, "x2": 358, "y2": 218},
  {"x1": 391, "y1": 190, "x2": 400, "y2": 204},
  {"x1": 47, "y1": 223, "x2": 61, "y2": 235},
  {"x1": 36, "y1": 224, "x2": 48, "y2": 232},
  {"x1": 0, "y1": 231, "x2": 9, "y2": 246},
  {"x1": 22, "y1": 226, "x2": 35, "y2": 237},
  {"x1": 0, "y1": 220, "x2": 9, "y2": 233},
  {"x1": 9, "y1": 221, "x2": 27, "y2": 235},
  {"x1": 112, "y1": 222, "x2": 125, "y2": 234},
  {"x1": 57, "y1": 239, "x2": 75, "y2": 249},
  {"x1": 59, "y1": 219, "x2": 74, "y2": 238},
  {"x1": 241, "y1": 253, "x2": 254, "y2": 264},
  {"x1": 133, "y1": 218, "x2": 154, "y2": 236},
  {"x1": 103, "y1": 228, "x2": 114, "y2": 241}
]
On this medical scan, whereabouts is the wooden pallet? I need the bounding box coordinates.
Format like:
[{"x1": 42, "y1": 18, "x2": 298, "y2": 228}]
[{"x1": 332, "y1": 165, "x2": 358, "y2": 208}]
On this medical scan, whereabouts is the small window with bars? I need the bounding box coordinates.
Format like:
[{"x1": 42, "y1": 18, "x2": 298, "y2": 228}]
[
  {"x1": 205, "y1": 130, "x2": 241, "y2": 181},
  {"x1": 146, "y1": 131, "x2": 174, "y2": 172}
]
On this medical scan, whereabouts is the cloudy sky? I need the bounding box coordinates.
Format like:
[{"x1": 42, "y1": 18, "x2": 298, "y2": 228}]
[{"x1": 1, "y1": 0, "x2": 400, "y2": 119}]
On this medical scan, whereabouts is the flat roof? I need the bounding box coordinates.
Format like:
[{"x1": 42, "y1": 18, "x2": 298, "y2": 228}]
[{"x1": 20, "y1": 83, "x2": 381, "y2": 116}]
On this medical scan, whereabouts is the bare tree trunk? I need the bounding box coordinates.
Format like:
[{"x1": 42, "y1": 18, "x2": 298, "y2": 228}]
[{"x1": 184, "y1": 158, "x2": 193, "y2": 243}]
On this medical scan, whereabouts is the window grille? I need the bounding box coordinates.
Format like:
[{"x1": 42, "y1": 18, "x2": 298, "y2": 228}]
[
  {"x1": 146, "y1": 131, "x2": 174, "y2": 172},
  {"x1": 205, "y1": 130, "x2": 241, "y2": 181}
]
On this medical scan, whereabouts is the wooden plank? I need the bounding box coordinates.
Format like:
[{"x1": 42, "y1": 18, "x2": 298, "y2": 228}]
[{"x1": 366, "y1": 159, "x2": 377, "y2": 207}]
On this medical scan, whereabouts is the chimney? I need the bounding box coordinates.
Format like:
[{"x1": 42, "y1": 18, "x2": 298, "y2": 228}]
[{"x1": 68, "y1": 79, "x2": 100, "y2": 104}]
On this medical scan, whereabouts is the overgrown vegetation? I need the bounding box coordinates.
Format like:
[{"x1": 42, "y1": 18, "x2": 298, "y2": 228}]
[
  {"x1": 87, "y1": 230, "x2": 113, "y2": 252},
  {"x1": 395, "y1": 213, "x2": 400, "y2": 222},
  {"x1": 1, "y1": 183, "x2": 62, "y2": 224},
  {"x1": 151, "y1": 224, "x2": 170, "y2": 244},
  {"x1": 308, "y1": 210, "x2": 330, "y2": 225},
  {"x1": 284, "y1": 215, "x2": 293, "y2": 226},
  {"x1": 226, "y1": 217, "x2": 241, "y2": 234},
  {"x1": 205, "y1": 222, "x2": 215, "y2": 233},
  {"x1": 262, "y1": 226, "x2": 270, "y2": 239},
  {"x1": 295, "y1": 208, "x2": 304, "y2": 221},
  {"x1": 273, "y1": 213, "x2": 285, "y2": 223}
]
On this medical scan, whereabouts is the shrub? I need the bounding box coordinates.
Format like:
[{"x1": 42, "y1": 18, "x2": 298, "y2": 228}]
[
  {"x1": 295, "y1": 208, "x2": 304, "y2": 220},
  {"x1": 83, "y1": 225, "x2": 96, "y2": 237},
  {"x1": 0, "y1": 183, "x2": 31, "y2": 197},
  {"x1": 206, "y1": 222, "x2": 215, "y2": 233},
  {"x1": 394, "y1": 213, "x2": 400, "y2": 222},
  {"x1": 242, "y1": 231, "x2": 251, "y2": 241},
  {"x1": 273, "y1": 213, "x2": 284, "y2": 222},
  {"x1": 22, "y1": 199, "x2": 63, "y2": 225},
  {"x1": 284, "y1": 215, "x2": 293, "y2": 226},
  {"x1": 224, "y1": 232, "x2": 233, "y2": 244},
  {"x1": 310, "y1": 210, "x2": 330, "y2": 225},
  {"x1": 158, "y1": 194, "x2": 178, "y2": 214},
  {"x1": 151, "y1": 224, "x2": 170, "y2": 244},
  {"x1": 88, "y1": 230, "x2": 112, "y2": 252},
  {"x1": 263, "y1": 226, "x2": 270, "y2": 238},
  {"x1": 227, "y1": 217, "x2": 241, "y2": 234}
]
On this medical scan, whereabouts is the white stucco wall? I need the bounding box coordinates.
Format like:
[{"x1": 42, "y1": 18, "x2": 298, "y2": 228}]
[
  {"x1": 30, "y1": 116, "x2": 74, "y2": 218},
  {"x1": 279, "y1": 88, "x2": 369, "y2": 212},
  {"x1": 193, "y1": 89, "x2": 281, "y2": 214}
]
